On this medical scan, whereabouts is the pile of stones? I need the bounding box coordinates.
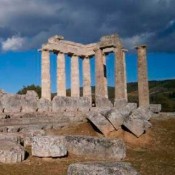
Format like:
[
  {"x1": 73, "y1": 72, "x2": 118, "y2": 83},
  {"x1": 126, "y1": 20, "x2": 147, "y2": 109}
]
[{"x1": 88, "y1": 103, "x2": 153, "y2": 138}]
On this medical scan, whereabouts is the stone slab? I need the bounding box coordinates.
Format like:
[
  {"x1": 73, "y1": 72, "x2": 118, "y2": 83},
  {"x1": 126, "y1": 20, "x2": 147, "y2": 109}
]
[
  {"x1": 64, "y1": 135, "x2": 126, "y2": 160},
  {"x1": 67, "y1": 162, "x2": 139, "y2": 175}
]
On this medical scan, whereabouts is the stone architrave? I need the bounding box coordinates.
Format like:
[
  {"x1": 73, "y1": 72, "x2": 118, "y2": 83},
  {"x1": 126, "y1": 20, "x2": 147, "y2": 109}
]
[
  {"x1": 71, "y1": 55, "x2": 80, "y2": 97},
  {"x1": 114, "y1": 44, "x2": 126, "y2": 102},
  {"x1": 136, "y1": 45, "x2": 150, "y2": 107},
  {"x1": 94, "y1": 47, "x2": 107, "y2": 98},
  {"x1": 57, "y1": 52, "x2": 66, "y2": 96},
  {"x1": 41, "y1": 50, "x2": 51, "y2": 101},
  {"x1": 83, "y1": 57, "x2": 91, "y2": 99}
]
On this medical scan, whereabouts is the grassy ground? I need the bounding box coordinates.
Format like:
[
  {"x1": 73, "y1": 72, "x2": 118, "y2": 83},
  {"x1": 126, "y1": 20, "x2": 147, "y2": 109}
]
[{"x1": 0, "y1": 116, "x2": 174, "y2": 175}]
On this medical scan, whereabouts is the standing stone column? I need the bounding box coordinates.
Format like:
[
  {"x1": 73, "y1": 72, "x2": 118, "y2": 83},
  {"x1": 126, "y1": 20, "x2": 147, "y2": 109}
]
[
  {"x1": 136, "y1": 45, "x2": 150, "y2": 107},
  {"x1": 57, "y1": 52, "x2": 66, "y2": 96},
  {"x1": 41, "y1": 50, "x2": 51, "y2": 101},
  {"x1": 71, "y1": 54, "x2": 80, "y2": 97},
  {"x1": 103, "y1": 53, "x2": 108, "y2": 98},
  {"x1": 122, "y1": 49, "x2": 128, "y2": 102},
  {"x1": 83, "y1": 57, "x2": 91, "y2": 99},
  {"x1": 114, "y1": 45, "x2": 126, "y2": 102},
  {"x1": 94, "y1": 47, "x2": 107, "y2": 98}
]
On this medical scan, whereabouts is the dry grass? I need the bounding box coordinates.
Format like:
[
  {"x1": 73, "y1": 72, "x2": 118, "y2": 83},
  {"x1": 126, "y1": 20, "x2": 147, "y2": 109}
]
[{"x1": 0, "y1": 117, "x2": 175, "y2": 175}]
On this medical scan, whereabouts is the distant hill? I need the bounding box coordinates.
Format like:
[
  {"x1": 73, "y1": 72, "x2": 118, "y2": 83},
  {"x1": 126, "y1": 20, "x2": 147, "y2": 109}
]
[
  {"x1": 66, "y1": 79, "x2": 175, "y2": 112},
  {"x1": 17, "y1": 80, "x2": 175, "y2": 112}
]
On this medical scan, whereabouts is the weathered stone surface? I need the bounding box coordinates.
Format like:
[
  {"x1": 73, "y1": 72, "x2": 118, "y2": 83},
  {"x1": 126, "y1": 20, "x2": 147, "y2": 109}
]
[
  {"x1": 104, "y1": 109, "x2": 124, "y2": 130},
  {"x1": 131, "y1": 107, "x2": 152, "y2": 120},
  {"x1": 136, "y1": 45, "x2": 150, "y2": 107},
  {"x1": 123, "y1": 117, "x2": 152, "y2": 137},
  {"x1": 67, "y1": 162, "x2": 140, "y2": 175},
  {"x1": 0, "y1": 140, "x2": 25, "y2": 163},
  {"x1": 119, "y1": 103, "x2": 137, "y2": 117},
  {"x1": 95, "y1": 97, "x2": 113, "y2": 108},
  {"x1": 32, "y1": 136, "x2": 67, "y2": 158},
  {"x1": 41, "y1": 50, "x2": 51, "y2": 101},
  {"x1": 52, "y1": 96, "x2": 91, "y2": 112},
  {"x1": 149, "y1": 104, "x2": 161, "y2": 113},
  {"x1": 0, "y1": 94, "x2": 22, "y2": 113},
  {"x1": 21, "y1": 91, "x2": 39, "y2": 113},
  {"x1": 37, "y1": 98, "x2": 52, "y2": 112},
  {"x1": 20, "y1": 128, "x2": 46, "y2": 146},
  {"x1": 65, "y1": 135, "x2": 126, "y2": 160},
  {"x1": 87, "y1": 112, "x2": 115, "y2": 136},
  {"x1": 114, "y1": 99, "x2": 127, "y2": 109},
  {"x1": 0, "y1": 133, "x2": 21, "y2": 144}
]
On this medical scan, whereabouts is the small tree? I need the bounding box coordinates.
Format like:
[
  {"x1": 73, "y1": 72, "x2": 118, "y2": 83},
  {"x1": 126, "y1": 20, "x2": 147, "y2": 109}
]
[{"x1": 17, "y1": 84, "x2": 41, "y2": 98}]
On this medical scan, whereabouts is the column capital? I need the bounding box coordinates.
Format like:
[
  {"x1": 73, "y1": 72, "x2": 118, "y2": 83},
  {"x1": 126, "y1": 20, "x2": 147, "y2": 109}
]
[
  {"x1": 135, "y1": 44, "x2": 147, "y2": 50},
  {"x1": 93, "y1": 46, "x2": 101, "y2": 52},
  {"x1": 122, "y1": 48, "x2": 128, "y2": 52}
]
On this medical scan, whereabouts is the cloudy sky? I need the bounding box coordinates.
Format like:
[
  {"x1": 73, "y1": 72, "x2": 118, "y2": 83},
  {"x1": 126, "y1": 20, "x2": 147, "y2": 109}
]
[
  {"x1": 0, "y1": 0, "x2": 175, "y2": 93},
  {"x1": 0, "y1": 0, "x2": 175, "y2": 52}
]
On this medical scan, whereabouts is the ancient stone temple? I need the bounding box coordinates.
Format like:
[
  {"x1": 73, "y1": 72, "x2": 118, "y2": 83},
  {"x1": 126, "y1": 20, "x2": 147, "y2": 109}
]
[{"x1": 39, "y1": 34, "x2": 150, "y2": 108}]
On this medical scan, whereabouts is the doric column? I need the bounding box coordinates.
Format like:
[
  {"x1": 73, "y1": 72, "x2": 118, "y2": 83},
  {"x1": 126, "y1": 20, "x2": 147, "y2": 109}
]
[
  {"x1": 122, "y1": 49, "x2": 128, "y2": 102},
  {"x1": 114, "y1": 45, "x2": 126, "y2": 101},
  {"x1": 41, "y1": 50, "x2": 51, "y2": 101},
  {"x1": 94, "y1": 47, "x2": 107, "y2": 98},
  {"x1": 103, "y1": 53, "x2": 108, "y2": 98},
  {"x1": 136, "y1": 45, "x2": 150, "y2": 107},
  {"x1": 57, "y1": 52, "x2": 66, "y2": 96},
  {"x1": 71, "y1": 54, "x2": 80, "y2": 97},
  {"x1": 83, "y1": 57, "x2": 91, "y2": 99}
]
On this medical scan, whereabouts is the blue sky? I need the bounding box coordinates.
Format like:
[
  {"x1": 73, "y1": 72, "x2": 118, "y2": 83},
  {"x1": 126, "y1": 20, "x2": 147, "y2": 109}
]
[{"x1": 0, "y1": 50, "x2": 174, "y2": 93}]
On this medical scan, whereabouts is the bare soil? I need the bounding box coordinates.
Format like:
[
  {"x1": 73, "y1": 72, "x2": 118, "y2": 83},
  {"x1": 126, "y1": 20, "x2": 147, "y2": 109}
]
[{"x1": 0, "y1": 116, "x2": 174, "y2": 175}]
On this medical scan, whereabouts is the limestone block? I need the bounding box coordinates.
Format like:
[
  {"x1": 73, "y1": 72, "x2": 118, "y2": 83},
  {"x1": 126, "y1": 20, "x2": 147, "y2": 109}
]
[
  {"x1": 149, "y1": 104, "x2": 162, "y2": 113},
  {"x1": 65, "y1": 135, "x2": 126, "y2": 160},
  {"x1": 104, "y1": 109, "x2": 124, "y2": 130},
  {"x1": 95, "y1": 97, "x2": 113, "y2": 108},
  {"x1": 123, "y1": 117, "x2": 152, "y2": 137},
  {"x1": 0, "y1": 140, "x2": 25, "y2": 164},
  {"x1": 114, "y1": 99, "x2": 127, "y2": 109},
  {"x1": 20, "y1": 128, "x2": 46, "y2": 147},
  {"x1": 87, "y1": 112, "x2": 115, "y2": 136},
  {"x1": 52, "y1": 96, "x2": 91, "y2": 112},
  {"x1": 37, "y1": 98, "x2": 52, "y2": 112},
  {"x1": 21, "y1": 91, "x2": 39, "y2": 113},
  {"x1": 0, "y1": 133, "x2": 21, "y2": 144},
  {"x1": 67, "y1": 162, "x2": 140, "y2": 175},
  {"x1": 1, "y1": 94, "x2": 22, "y2": 113},
  {"x1": 131, "y1": 107, "x2": 153, "y2": 120},
  {"x1": 32, "y1": 136, "x2": 67, "y2": 158},
  {"x1": 119, "y1": 103, "x2": 137, "y2": 117}
]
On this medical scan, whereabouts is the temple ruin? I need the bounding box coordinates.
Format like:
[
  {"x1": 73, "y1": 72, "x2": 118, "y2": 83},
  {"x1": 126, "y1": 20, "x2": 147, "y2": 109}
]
[{"x1": 40, "y1": 34, "x2": 150, "y2": 107}]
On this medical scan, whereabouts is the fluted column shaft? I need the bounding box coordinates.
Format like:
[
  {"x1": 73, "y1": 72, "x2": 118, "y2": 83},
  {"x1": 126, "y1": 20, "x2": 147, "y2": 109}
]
[
  {"x1": 103, "y1": 54, "x2": 108, "y2": 98},
  {"x1": 95, "y1": 48, "x2": 107, "y2": 98},
  {"x1": 115, "y1": 46, "x2": 126, "y2": 101},
  {"x1": 41, "y1": 50, "x2": 51, "y2": 100},
  {"x1": 83, "y1": 57, "x2": 91, "y2": 99},
  {"x1": 71, "y1": 55, "x2": 80, "y2": 97},
  {"x1": 122, "y1": 49, "x2": 128, "y2": 101},
  {"x1": 136, "y1": 45, "x2": 150, "y2": 107},
  {"x1": 57, "y1": 52, "x2": 66, "y2": 96}
]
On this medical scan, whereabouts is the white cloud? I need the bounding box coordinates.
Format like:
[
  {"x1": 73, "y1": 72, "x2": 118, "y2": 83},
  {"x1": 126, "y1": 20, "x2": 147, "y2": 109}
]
[
  {"x1": 122, "y1": 33, "x2": 154, "y2": 50},
  {"x1": 1, "y1": 36, "x2": 26, "y2": 51}
]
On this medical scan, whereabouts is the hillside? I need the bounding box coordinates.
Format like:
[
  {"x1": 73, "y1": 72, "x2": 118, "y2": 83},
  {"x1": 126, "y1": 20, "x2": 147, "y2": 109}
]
[
  {"x1": 17, "y1": 79, "x2": 175, "y2": 112},
  {"x1": 90, "y1": 79, "x2": 175, "y2": 112}
]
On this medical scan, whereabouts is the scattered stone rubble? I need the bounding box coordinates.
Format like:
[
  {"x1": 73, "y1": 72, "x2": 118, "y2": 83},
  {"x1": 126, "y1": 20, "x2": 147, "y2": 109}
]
[
  {"x1": 0, "y1": 90, "x2": 160, "y2": 174},
  {"x1": 88, "y1": 103, "x2": 153, "y2": 138}
]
